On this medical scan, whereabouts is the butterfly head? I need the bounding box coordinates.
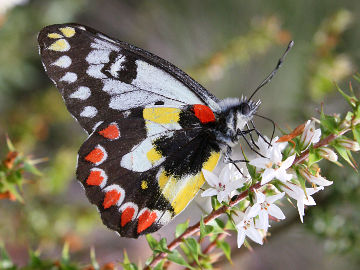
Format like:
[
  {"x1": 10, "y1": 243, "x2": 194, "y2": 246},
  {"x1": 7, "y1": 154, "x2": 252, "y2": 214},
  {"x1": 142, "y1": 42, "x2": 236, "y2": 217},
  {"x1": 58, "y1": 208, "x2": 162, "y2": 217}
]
[{"x1": 217, "y1": 97, "x2": 260, "y2": 146}]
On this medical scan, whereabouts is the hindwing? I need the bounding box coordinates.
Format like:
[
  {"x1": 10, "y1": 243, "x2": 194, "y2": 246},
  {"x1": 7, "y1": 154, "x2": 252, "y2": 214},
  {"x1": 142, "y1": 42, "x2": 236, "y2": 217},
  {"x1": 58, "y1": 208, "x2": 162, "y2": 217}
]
[
  {"x1": 76, "y1": 106, "x2": 220, "y2": 238},
  {"x1": 38, "y1": 23, "x2": 220, "y2": 134}
]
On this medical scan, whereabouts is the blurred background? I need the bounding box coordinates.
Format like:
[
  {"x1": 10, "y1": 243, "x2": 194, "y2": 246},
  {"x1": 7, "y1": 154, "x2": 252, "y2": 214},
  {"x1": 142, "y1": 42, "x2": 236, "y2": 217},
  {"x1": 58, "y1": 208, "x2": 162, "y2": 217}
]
[{"x1": 0, "y1": 0, "x2": 360, "y2": 269}]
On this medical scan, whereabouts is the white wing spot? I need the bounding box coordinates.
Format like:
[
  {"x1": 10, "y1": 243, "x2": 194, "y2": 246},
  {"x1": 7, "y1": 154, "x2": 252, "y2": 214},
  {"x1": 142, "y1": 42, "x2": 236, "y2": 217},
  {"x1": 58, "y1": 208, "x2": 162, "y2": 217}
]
[
  {"x1": 123, "y1": 110, "x2": 131, "y2": 118},
  {"x1": 60, "y1": 72, "x2": 77, "y2": 83},
  {"x1": 80, "y1": 106, "x2": 98, "y2": 118},
  {"x1": 70, "y1": 86, "x2": 91, "y2": 100},
  {"x1": 110, "y1": 56, "x2": 126, "y2": 77},
  {"x1": 158, "y1": 210, "x2": 172, "y2": 225},
  {"x1": 87, "y1": 64, "x2": 106, "y2": 79},
  {"x1": 86, "y1": 49, "x2": 110, "y2": 64},
  {"x1": 52, "y1": 56, "x2": 72, "y2": 68}
]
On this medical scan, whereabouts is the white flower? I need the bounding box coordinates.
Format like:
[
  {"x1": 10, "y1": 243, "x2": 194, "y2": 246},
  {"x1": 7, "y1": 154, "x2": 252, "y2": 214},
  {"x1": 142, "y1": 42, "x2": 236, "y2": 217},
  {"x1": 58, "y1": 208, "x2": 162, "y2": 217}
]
[
  {"x1": 253, "y1": 191, "x2": 285, "y2": 231},
  {"x1": 282, "y1": 182, "x2": 324, "y2": 222},
  {"x1": 300, "y1": 168, "x2": 333, "y2": 187},
  {"x1": 202, "y1": 164, "x2": 246, "y2": 203},
  {"x1": 257, "y1": 136, "x2": 287, "y2": 157},
  {"x1": 250, "y1": 151, "x2": 295, "y2": 185},
  {"x1": 300, "y1": 120, "x2": 321, "y2": 150},
  {"x1": 233, "y1": 206, "x2": 263, "y2": 248}
]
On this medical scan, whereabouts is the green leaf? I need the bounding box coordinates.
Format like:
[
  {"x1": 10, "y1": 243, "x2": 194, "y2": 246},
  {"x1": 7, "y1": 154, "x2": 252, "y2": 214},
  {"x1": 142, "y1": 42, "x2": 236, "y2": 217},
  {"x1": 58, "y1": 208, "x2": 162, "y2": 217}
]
[
  {"x1": 211, "y1": 196, "x2": 220, "y2": 210},
  {"x1": 352, "y1": 125, "x2": 360, "y2": 145},
  {"x1": 336, "y1": 83, "x2": 357, "y2": 108},
  {"x1": 167, "y1": 250, "x2": 193, "y2": 269},
  {"x1": 175, "y1": 220, "x2": 189, "y2": 238},
  {"x1": 122, "y1": 250, "x2": 138, "y2": 270},
  {"x1": 184, "y1": 238, "x2": 200, "y2": 264},
  {"x1": 320, "y1": 107, "x2": 339, "y2": 134},
  {"x1": 214, "y1": 218, "x2": 225, "y2": 229},
  {"x1": 158, "y1": 238, "x2": 170, "y2": 253},
  {"x1": 145, "y1": 234, "x2": 159, "y2": 251},
  {"x1": 246, "y1": 162, "x2": 257, "y2": 179},
  {"x1": 200, "y1": 217, "x2": 213, "y2": 239},
  {"x1": 333, "y1": 144, "x2": 357, "y2": 169},
  {"x1": 308, "y1": 146, "x2": 322, "y2": 167},
  {"x1": 23, "y1": 161, "x2": 42, "y2": 176},
  {"x1": 153, "y1": 260, "x2": 165, "y2": 270},
  {"x1": 217, "y1": 240, "x2": 232, "y2": 263}
]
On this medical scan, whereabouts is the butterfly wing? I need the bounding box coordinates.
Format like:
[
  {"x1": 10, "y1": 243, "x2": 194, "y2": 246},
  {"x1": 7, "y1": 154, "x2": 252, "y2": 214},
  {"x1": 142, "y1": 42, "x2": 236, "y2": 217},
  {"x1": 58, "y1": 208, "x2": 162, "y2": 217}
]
[
  {"x1": 38, "y1": 23, "x2": 220, "y2": 134},
  {"x1": 77, "y1": 107, "x2": 220, "y2": 237}
]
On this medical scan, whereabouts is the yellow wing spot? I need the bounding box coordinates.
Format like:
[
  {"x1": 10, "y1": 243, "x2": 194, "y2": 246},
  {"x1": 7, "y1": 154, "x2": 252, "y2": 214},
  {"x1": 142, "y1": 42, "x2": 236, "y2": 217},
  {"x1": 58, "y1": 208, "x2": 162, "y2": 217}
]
[
  {"x1": 171, "y1": 151, "x2": 220, "y2": 214},
  {"x1": 203, "y1": 152, "x2": 220, "y2": 171},
  {"x1": 146, "y1": 147, "x2": 162, "y2": 164},
  {"x1": 141, "y1": 180, "x2": 148, "y2": 190},
  {"x1": 49, "y1": 39, "x2": 70, "y2": 52},
  {"x1": 158, "y1": 170, "x2": 169, "y2": 189},
  {"x1": 143, "y1": 107, "x2": 180, "y2": 124},
  {"x1": 48, "y1": 33, "x2": 63, "y2": 39},
  {"x1": 60, "y1": 27, "x2": 76, "y2": 38}
]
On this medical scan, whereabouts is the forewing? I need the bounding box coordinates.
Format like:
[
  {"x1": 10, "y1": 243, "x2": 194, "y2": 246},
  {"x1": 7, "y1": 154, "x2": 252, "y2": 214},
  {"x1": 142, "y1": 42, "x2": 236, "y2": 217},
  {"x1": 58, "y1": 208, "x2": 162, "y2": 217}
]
[{"x1": 38, "y1": 23, "x2": 220, "y2": 134}]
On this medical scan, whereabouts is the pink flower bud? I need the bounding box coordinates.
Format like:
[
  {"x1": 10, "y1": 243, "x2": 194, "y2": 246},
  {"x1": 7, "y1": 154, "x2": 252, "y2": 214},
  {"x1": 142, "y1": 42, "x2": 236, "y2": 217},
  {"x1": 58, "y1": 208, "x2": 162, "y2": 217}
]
[
  {"x1": 300, "y1": 120, "x2": 321, "y2": 150},
  {"x1": 318, "y1": 147, "x2": 338, "y2": 162},
  {"x1": 337, "y1": 138, "x2": 360, "y2": 151},
  {"x1": 299, "y1": 168, "x2": 333, "y2": 187}
]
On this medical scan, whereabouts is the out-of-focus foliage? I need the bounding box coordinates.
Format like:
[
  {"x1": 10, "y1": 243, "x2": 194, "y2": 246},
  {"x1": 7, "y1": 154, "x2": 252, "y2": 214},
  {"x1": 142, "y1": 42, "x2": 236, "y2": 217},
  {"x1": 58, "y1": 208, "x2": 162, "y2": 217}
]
[
  {"x1": 0, "y1": 137, "x2": 41, "y2": 202},
  {"x1": 308, "y1": 10, "x2": 354, "y2": 100},
  {"x1": 0, "y1": 244, "x2": 118, "y2": 270},
  {"x1": 0, "y1": 0, "x2": 360, "y2": 269}
]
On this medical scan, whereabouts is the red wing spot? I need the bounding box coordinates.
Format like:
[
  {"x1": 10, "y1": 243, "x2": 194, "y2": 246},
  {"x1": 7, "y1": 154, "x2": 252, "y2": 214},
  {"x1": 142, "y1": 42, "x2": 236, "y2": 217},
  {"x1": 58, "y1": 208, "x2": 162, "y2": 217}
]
[
  {"x1": 99, "y1": 124, "x2": 120, "y2": 140},
  {"x1": 85, "y1": 148, "x2": 104, "y2": 164},
  {"x1": 137, "y1": 210, "x2": 158, "y2": 233},
  {"x1": 103, "y1": 189, "x2": 121, "y2": 209},
  {"x1": 86, "y1": 170, "x2": 104, "y2": 186},
  {"x1": 193, "y1": 104, "x2": 215, "y2": 124},
  {"x1": 121, "y1": 207, "x2": 135, "y2": 227}
]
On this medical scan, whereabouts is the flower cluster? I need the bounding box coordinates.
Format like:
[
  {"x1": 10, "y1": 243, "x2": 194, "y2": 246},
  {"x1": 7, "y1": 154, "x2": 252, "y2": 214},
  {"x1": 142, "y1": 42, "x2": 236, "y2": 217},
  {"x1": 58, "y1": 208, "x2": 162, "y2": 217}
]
[{"x1": 202, "y1": 120, "x2": 340, "y2": 248}]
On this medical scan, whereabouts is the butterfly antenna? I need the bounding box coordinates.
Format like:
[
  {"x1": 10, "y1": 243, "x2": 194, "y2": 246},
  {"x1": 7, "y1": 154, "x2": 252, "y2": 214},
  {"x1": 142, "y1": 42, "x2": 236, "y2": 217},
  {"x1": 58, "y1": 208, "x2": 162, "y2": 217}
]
[{"x1": 248, "y1": 40, "x2": 294, "y2": 101}]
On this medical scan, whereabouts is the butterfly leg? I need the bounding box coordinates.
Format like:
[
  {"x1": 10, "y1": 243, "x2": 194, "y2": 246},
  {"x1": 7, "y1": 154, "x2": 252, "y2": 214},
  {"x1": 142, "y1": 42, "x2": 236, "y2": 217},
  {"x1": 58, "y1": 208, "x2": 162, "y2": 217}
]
[
  {"x1": 223, "y1": 146, "x2": 247, "y2": 177},
  {"x1": 237, "y1": 129, "x2": 267, "y2": 158},
  {"x1": 245, "y1": 123, "x2": 260, "y2": 149}
]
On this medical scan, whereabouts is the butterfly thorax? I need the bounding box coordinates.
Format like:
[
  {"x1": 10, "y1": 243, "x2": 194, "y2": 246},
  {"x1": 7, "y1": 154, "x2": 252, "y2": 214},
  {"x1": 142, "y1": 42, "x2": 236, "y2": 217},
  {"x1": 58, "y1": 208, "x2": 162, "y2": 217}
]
[{"x1": 214, "y1": 97, "x2": 260, "y2": 148}]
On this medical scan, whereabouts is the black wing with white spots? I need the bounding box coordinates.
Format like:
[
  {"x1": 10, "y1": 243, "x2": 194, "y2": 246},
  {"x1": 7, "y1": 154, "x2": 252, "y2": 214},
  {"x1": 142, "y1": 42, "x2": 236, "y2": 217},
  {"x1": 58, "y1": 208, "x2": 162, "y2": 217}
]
[{"x1": 38, "y1": 23, "x2": 220, "y2": 134}]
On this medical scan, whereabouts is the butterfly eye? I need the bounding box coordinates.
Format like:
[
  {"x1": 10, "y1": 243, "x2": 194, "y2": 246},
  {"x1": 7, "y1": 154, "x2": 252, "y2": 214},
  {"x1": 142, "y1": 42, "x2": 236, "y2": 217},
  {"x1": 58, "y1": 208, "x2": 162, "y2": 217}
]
[{"x1": 239, "y1": 102, "x2": 251, "y2": 115}]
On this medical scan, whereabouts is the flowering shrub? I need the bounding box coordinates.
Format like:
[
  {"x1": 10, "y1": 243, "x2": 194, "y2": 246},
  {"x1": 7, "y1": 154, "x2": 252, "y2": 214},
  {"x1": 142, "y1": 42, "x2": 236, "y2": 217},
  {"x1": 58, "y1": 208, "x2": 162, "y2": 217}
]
[
  {"x1": 2, "y1": 79, "x2": 360, "y2": 269},
  {"x1": 139, "y1": 78, "x2": 360, "y2": 270}
]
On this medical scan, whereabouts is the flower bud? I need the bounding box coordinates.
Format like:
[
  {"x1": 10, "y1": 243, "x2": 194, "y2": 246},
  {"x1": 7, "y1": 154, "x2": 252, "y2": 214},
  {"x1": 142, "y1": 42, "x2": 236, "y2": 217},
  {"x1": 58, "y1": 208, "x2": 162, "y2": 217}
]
[
  {"x1": 300, "y1": 120, "x2": 321, "y2": 150},
  {"x1": 299, "y1": 168, "x2": 333, "y2": 187},
  {"x1": 318, "y1": 147, "x2": 338, "y2": 162},
  {"x1": 337, "y1": 138, "x2": 360, "y2": 151}
]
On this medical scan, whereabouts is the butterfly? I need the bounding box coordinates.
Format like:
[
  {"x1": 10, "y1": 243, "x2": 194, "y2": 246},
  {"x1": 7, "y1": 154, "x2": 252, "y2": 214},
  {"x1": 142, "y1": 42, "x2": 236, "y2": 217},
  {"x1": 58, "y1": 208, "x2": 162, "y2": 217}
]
[{"x1": 38, "y1": 23, "x2": 293, "y2": 238}]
